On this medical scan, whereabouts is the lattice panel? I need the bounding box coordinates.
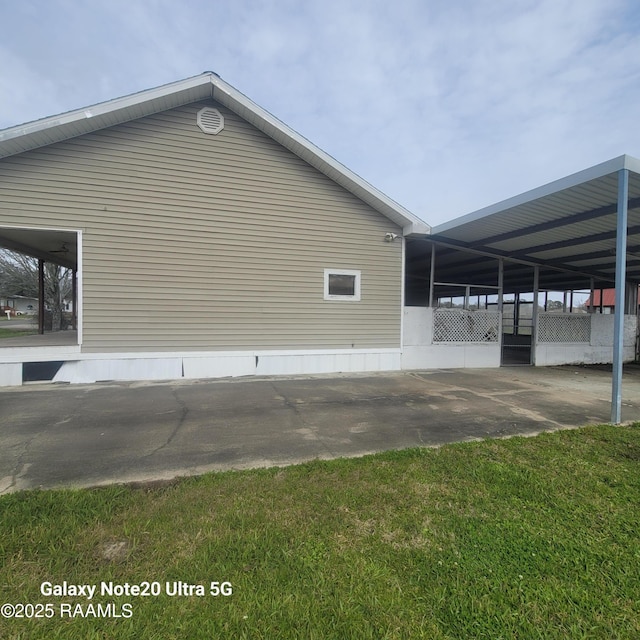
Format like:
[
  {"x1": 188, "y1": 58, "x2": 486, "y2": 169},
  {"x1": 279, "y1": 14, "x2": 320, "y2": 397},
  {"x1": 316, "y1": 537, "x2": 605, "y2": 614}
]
[
  {"x1": 433, "y1": 309, "x2": 500, "y2": 343},
  {"x1": 538, "y1": 314, "x2": 591, "y2": 343}
]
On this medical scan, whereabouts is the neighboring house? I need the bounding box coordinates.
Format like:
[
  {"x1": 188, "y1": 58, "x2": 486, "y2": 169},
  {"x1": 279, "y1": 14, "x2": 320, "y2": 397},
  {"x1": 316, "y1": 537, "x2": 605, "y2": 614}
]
[
  {"x1": 584, "y1": 288, "x2": 640, "y2": 314},
  {"x1": 0, "y1": 73, "x2": 428, "y2": 384},
  {"x1": 0, "y1": 295, "x2": 38, "y2": 316}
]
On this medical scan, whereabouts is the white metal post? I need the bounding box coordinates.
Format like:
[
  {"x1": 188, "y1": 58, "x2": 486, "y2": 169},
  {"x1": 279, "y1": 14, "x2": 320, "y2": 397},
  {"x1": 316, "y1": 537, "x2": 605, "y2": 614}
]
[
  {"x1": 611, "y1": 168, "x2": 629, "y2": 424},
  {"x1": 498, "y1": 259, "x2": 504, "y2": 312},
  {"x1": 532, "y1": 266, "x2": 539, "y2": 365},
  {"x1": 498, "y1": 259, "x2": 504, "y2": 357},
  {"x1": 400, "y1": 236, "x2": 405, "y2": 349},
  {"x1": 428, "y1": 244, "x2": 436, "y2": 308}
]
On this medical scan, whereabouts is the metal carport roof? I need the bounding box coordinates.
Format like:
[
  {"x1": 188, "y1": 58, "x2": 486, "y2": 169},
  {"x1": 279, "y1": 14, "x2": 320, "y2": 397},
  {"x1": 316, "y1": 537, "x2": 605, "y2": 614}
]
[
  {"x1": 409, "y1": 155, "x2": 640, "y2": 424},
  {"x1": 423, "y1": 155, "x2": 640, "y2": 294}
]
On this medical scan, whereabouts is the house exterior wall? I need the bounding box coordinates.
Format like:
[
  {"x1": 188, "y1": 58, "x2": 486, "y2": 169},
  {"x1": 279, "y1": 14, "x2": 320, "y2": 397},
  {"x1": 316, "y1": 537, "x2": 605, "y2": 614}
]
[{"x1": 0, "y1": 100, "x2": 403, "y2": 353}]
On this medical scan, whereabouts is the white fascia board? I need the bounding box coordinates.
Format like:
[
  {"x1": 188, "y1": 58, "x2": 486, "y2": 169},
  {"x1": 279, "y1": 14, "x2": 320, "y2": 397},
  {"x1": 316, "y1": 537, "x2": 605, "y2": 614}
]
[
  {"x1": 0, "y1": 76, "x2": 215, "y2": 161},
  {"x1": 0, "y1": 75, "x2": 212, "y2": 144},
  {"x1": 209, "y1": 75, "x2": 430, "y2": 235},
  {"x1": 403, "y1": 220, "x2": 431, "y2": 235},
  {"x1": 433, "y1": 155, "x2": 638, "y2": 236},
  {"x1": 621, "y1": 154, "x2": 640, "y2": 174}
]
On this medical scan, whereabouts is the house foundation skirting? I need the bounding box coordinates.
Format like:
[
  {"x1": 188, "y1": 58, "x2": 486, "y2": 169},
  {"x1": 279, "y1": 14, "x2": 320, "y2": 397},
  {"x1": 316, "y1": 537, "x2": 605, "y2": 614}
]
[
  {"x1": 0, "y1": 348, "x2": 403, "y2": 386},
  {"x1": 1, "y1": 311, "x2": 636, "y2": 386}
]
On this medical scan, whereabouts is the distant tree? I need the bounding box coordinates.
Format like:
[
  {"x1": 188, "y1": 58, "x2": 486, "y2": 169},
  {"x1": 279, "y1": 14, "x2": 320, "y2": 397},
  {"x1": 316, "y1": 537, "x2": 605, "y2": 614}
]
[
  {"x1": 545, "y1": 300, "x2": 565, "y2": 312},
  {"x1": 0, "y1": 249, "x2": 72, "y2": 331}
]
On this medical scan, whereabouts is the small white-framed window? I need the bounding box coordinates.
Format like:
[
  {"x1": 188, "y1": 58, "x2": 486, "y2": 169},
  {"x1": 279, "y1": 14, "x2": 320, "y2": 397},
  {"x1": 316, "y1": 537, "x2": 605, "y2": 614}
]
[{"x1": 324, "y1": 269, "x2": 361, "y2": 301}]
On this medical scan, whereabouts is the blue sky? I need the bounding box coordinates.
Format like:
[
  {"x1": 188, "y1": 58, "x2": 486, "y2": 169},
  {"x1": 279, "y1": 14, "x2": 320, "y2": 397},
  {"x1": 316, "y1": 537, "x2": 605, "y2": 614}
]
[{"x1": 1, "y1": 0, "x2": 640, "y2": 226}]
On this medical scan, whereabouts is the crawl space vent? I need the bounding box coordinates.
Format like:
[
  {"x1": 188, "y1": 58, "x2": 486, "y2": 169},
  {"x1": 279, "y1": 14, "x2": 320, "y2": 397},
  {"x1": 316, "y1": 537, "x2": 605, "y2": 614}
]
[{"x1": 196, "y1": 107, "x2": 224, "y2": 135}]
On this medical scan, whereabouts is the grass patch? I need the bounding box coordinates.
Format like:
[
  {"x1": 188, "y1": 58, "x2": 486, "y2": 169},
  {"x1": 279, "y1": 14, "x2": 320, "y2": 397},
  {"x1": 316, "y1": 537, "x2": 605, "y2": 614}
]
[
  {"x1": 0, "y1": 327, "x2": 37, "y2": 339},
  {"x1": 1, "y1": 424, "x2": 639, "y2": 638}
]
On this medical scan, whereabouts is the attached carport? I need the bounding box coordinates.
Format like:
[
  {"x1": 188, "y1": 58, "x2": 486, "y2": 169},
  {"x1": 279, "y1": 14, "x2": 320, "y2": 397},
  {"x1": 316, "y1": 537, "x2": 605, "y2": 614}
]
[{"x1": 406, "y1": 155, "x2": 640, "y2": 423}]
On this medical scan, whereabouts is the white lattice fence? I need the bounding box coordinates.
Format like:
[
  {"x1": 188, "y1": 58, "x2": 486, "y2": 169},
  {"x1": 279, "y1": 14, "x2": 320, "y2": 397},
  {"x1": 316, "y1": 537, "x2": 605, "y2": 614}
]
[
  {"x1": 537, "y1": 314, "x2": 591, "y2": 343},
  {"x1": 433, "y1": 309, "x2": 500, "y2": 343}
]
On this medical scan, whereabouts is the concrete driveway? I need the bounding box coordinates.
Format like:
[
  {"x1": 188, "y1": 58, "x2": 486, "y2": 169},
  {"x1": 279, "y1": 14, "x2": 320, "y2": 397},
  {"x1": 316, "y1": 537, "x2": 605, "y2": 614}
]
[{"x1": 2, "y1": 365, "x2": 640, "y2": 494}]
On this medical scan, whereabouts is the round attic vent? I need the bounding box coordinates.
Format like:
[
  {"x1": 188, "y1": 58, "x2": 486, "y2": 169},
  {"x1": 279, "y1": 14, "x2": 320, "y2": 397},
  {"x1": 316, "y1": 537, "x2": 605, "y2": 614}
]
[{"x1": 197, "y1": 107, "x2": 224, "y2": 135}]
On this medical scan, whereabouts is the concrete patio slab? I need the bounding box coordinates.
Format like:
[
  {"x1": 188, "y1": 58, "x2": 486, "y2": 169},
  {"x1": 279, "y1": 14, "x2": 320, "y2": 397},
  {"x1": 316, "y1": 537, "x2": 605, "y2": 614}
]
[{"x1": 1, "y1": 365, "x2": 639, "y2": 494}]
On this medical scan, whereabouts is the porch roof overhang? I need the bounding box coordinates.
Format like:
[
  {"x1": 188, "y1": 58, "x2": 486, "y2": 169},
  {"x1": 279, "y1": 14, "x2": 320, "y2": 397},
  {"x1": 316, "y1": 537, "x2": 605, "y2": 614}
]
[
  {"x1": 423, "y1": 155, "x2": 640, "y2": 294},
  {"x1": 0, "y1": 228, "x2": 77, "y2": 270}
]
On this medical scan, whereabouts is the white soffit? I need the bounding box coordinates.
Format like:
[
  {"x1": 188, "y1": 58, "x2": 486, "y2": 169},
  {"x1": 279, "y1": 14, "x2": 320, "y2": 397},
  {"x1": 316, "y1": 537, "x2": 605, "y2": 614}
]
[{"x1": 0, "y1": 73, "x2": 429, "y2": 236}]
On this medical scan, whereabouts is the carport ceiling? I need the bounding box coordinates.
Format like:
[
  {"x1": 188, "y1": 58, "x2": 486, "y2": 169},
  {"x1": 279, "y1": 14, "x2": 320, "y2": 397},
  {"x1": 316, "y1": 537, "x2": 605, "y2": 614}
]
[
  {"x1": 425, "y1": 155, "x2": 640, "y2": 294},
  {"x1": 0, "y1": 228, "x2": 77, "y2": 269}
]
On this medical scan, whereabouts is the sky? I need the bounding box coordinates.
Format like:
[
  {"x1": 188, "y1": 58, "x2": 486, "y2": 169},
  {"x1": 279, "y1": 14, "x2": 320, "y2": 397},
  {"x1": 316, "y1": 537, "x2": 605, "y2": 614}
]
[{"x1": 1, "y1": 0, "x2": 640, "y2": 228}]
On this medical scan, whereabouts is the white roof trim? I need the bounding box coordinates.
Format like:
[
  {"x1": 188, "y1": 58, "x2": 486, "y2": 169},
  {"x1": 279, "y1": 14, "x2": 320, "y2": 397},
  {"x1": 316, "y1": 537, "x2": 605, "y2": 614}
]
[
  {"x1": 0, "y1": 73, "x2": 429, "y2": 236},
  {"x1": 0, "y1": 75, "x2": 211, "y2": 144}
]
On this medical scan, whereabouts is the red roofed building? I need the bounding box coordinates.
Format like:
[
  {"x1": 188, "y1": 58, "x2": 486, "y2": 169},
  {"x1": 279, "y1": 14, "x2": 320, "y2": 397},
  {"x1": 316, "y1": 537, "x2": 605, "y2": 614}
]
[{"x1": 585, "y1": 287, "x2": 640, "y2": 313}]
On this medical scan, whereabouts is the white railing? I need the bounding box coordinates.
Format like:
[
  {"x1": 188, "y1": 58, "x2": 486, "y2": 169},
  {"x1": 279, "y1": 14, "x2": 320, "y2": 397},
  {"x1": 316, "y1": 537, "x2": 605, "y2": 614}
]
[
  {"x1": 433, "y1": 309, "x2": 500, "y2": 343},
  {"x1": 537, "y1": 313, "x2": 591, "y2": 343}
]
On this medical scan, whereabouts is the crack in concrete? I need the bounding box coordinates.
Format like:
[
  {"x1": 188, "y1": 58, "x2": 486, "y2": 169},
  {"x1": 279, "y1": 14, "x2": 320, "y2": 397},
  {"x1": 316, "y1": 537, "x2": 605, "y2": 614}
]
[
  {"x1": 1, "y1": 431, "x2": 43, "y2": 494},
  {"x1": 1, "y1": 396, "x2": 87, "y2": 494},
  {"x1": 1, "y1": 393, "x2": 93, "y2": 494},
  {"x1": 142, "y1": 387, "x2": 189, "y2": 458},
  {"x1": 271, "y1": 381, "x2": 336, "y2": 458},
  {"x1": 410, "y1": 372, "x2": 568, "y2": 428}
]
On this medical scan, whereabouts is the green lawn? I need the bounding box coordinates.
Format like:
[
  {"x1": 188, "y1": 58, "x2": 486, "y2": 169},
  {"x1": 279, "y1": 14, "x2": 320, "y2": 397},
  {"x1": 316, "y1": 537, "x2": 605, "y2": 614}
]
[
  {"x1": 1, "y1": 424, "x2": 639, "y2": 639},
  {"x1": 0, "y1": 327, "x2": 37, "y2": 339}
]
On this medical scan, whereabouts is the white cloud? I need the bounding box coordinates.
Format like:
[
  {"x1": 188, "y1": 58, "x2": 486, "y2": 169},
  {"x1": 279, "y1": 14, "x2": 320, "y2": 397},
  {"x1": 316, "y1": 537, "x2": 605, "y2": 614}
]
[
  {"x1": 1, "y1": 0, "x2": 640, "y2": 225},
  {"x1": 0, "y1": 47, "x2": 64, "y2": 125}
]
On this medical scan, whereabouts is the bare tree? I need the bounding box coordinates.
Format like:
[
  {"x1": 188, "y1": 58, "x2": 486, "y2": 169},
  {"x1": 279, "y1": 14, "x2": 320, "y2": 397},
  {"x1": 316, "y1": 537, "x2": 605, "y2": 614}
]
[{"x1": 0, "y1": 249, "x2": 72, "y2": 331}]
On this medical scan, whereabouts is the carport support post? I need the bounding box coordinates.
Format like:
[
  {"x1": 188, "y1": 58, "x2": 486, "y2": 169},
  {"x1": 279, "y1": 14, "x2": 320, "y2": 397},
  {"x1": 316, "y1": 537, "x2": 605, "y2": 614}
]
[
  {"x1": 497, "y1": 259, "x2": 504, "y2": 313},
  {"x1": 498, "y1": 259, "x2": 504, "y2": 348},
  {"x1": 532, "y1": 266, "x2": 539, "y2": 365},
  {"x1": 72, "y1": 268, "x2": 77, "y2": 330},
  {"x1": 428, "y1": 244, "x2": 436, "y2": 307},
  {"x1": 599, "y1": 289, "x2": 604, "y2": 314},
  {"x1": 611, "y1": 168, "x2": 629, "y2": 424},
  {"x1": 38, "y1": 259, "x2": 45, "y2": 335}
]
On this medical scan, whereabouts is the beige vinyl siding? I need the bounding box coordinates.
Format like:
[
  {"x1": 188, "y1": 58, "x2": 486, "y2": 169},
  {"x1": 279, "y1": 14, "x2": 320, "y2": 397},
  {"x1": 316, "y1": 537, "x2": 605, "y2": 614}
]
[{"x1": 0, "y1": 101, "x2": 403, "y2": 352}]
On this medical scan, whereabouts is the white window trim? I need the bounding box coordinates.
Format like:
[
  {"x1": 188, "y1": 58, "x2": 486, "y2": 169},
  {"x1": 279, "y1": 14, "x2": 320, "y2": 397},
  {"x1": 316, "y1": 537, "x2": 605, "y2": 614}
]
[{"x1": 324, "y1": 269, "x2": 361, "y2": 301}]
